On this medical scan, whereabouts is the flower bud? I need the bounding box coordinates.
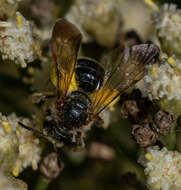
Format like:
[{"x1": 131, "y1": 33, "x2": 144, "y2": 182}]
[
  {"x1": 40, "y1": 152, "x2": 63, "y2": 181},
  {"x1": 120, "y1": 100, "x2": 139, "y2": 120},
  {"x1": 132, "y1": 122, "x2": 157, "y2": 147},
  {"x1": 153, "y1": 110, "x2": 174, "y2": 134}
]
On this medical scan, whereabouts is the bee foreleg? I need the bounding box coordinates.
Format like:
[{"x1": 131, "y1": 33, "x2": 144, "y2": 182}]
[
  {"x1": 31, "y1": 92, "x2": 56, "y2": 104},
  {"x1": 18, "y1": 121, "x2": 48, "y2": 137}
]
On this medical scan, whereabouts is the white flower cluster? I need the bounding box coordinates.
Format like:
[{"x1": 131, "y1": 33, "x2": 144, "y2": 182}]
[
  {"x1": 0, "y1": 12, "x2": 37, "y2": 67},
  {"x1": 138, "y1": 146, "x2": 181, "y2": 190},
  {"x1": 0, "y1": 113, "x2": 42, "y2": 177},
  {"x1": 66, "y1": 0, "x2": 122, "y2": 47},
  {"x1": 0, "y1": 0, "x2": 22, "y2": 19},
  {"x1": 152, "y1": 3, "x2": 181, "y2": 57},
  {"x1": 0, "y1": 171, "x2": 27, "y2": 190},
  {"x1": 138, "y1": 57, "x2": 181, "y2": 100}
]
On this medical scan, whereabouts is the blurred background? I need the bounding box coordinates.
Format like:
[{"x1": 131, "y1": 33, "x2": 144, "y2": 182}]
[{"x1": 0, "y1": 0, "x2": 181, "y2": 189}]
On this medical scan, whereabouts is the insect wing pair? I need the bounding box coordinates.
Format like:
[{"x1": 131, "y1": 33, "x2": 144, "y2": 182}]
[
  {"x1": 19, "y1": 18, "x2": 159, "y2": 149},
  {"x1": 51, "y1": 18, "x2": 159, "y2": 119}
]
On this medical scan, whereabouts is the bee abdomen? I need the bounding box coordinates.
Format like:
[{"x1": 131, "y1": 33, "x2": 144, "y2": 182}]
[{"x1": 75, "y1": 58, "x2": 105, "y2": 93}]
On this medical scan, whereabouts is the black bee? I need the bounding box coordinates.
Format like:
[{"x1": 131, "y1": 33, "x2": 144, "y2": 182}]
[{"x1": 19, "y1": 19, "x2": 159, "y2": 149}]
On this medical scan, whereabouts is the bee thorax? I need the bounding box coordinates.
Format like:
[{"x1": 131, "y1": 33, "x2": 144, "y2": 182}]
[{"x1": 58, "y1": 91, "x2": 90, "y2": 129}]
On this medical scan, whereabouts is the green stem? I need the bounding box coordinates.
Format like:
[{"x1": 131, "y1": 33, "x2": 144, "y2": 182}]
[{"x1": 34, "y1": 176, "x2": 49, "y2": 190}]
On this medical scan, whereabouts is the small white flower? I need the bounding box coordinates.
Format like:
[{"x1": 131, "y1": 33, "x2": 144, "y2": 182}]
[
  {"x1": 0, "y1": 0, "x2": 22, "y2": 19},
  {"x1": 152, "y1": 4, "x2": 181, "y2": 57},
  {"x1": 0, "y1": 171, "x2": 27, "y2": 190},
  {"x1": 137, "y1": 57, "x2": 181, "y2": 101},
  {"x1": 65, "y1": 0, "x2": 122, "y2": 47},
  {"x1": 0, "y1": 113, "x2": 42, "y2": 177},
  {"x1": 138, "y1": 146, "x2": 181, "y2": 190},
  {"x1": 0, "y1": 12, "x2": 37, "y2": 67}
]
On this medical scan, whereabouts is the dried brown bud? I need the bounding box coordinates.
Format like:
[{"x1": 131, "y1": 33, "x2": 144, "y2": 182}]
[
  {"x1": 88, "y1": 142, "x2": 115, "y2": 161},
  {"x1": 40, "y1": 152, "x2": 63, "y2": 181},
  {"x1": 120, "y1": 100, "x2": 139, "y2": 119},
  {"x1": 153, "y1": 110, "x2": 174, "y2": 135},
  {"x1": 132, "y1": 122, "x2": 157, "y2": 147}
]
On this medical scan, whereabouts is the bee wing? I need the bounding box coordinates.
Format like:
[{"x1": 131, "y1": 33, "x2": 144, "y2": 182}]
[
  {"x1": 89, "y1": 44, "x2": 159, "y2": 117},
  {"x1": 50, "y1": 18, "x2": 82, "y2": 98}
]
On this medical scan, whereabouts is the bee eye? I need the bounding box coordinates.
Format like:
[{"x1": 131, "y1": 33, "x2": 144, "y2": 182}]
[{"x1": 75, "y1": 58, "x2": 105, "y2": 93}]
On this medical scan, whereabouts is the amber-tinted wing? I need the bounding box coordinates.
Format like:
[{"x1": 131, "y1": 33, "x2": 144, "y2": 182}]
[
  {"x1": 50, "y1": 18, "x2": 82, "y2": 98},
  {"x1": 89, "y1": 44, "x2": 159, "y2": 117}
]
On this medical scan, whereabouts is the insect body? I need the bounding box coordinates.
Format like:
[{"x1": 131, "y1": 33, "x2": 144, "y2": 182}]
[
  {"x1": 75, "y1": 58, "x2": 105, "y2": 93},
  {"x1": 19, "y1": 19, "x2": 160, "y2": 149},
  {"x1": 43, "y1": 90, "x2": 91, "y2": 147}
]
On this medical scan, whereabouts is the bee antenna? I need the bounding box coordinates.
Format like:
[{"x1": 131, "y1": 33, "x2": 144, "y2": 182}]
[{"x1": 18, "y1": 121, "x2": 48, "y2": 137}]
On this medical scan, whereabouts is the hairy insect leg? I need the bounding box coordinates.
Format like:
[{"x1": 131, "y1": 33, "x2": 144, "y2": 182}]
[
  {"x1": 18, "y1": 121, "x2": 47, "y2": 137},
  {"x1": 31, "y1": 92, "x2": 56, "y2": 104}
]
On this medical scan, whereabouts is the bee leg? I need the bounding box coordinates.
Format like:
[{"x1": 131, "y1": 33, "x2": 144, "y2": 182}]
[
  {"x1": 94, "y1": 116, "x2": 104, "y2": 127},
  {"x1": 18, "y1": 121, "x2": 68, "y2": 144},
  {"x1": 18, "y1": 122, "x2": 48, "y2": 137},
  {"x1": 31, "y1": 92, "x2": 56, "y2": 104},
  {"x1": 53, "y1": 127, "x2": 74, "y2": 145}
]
